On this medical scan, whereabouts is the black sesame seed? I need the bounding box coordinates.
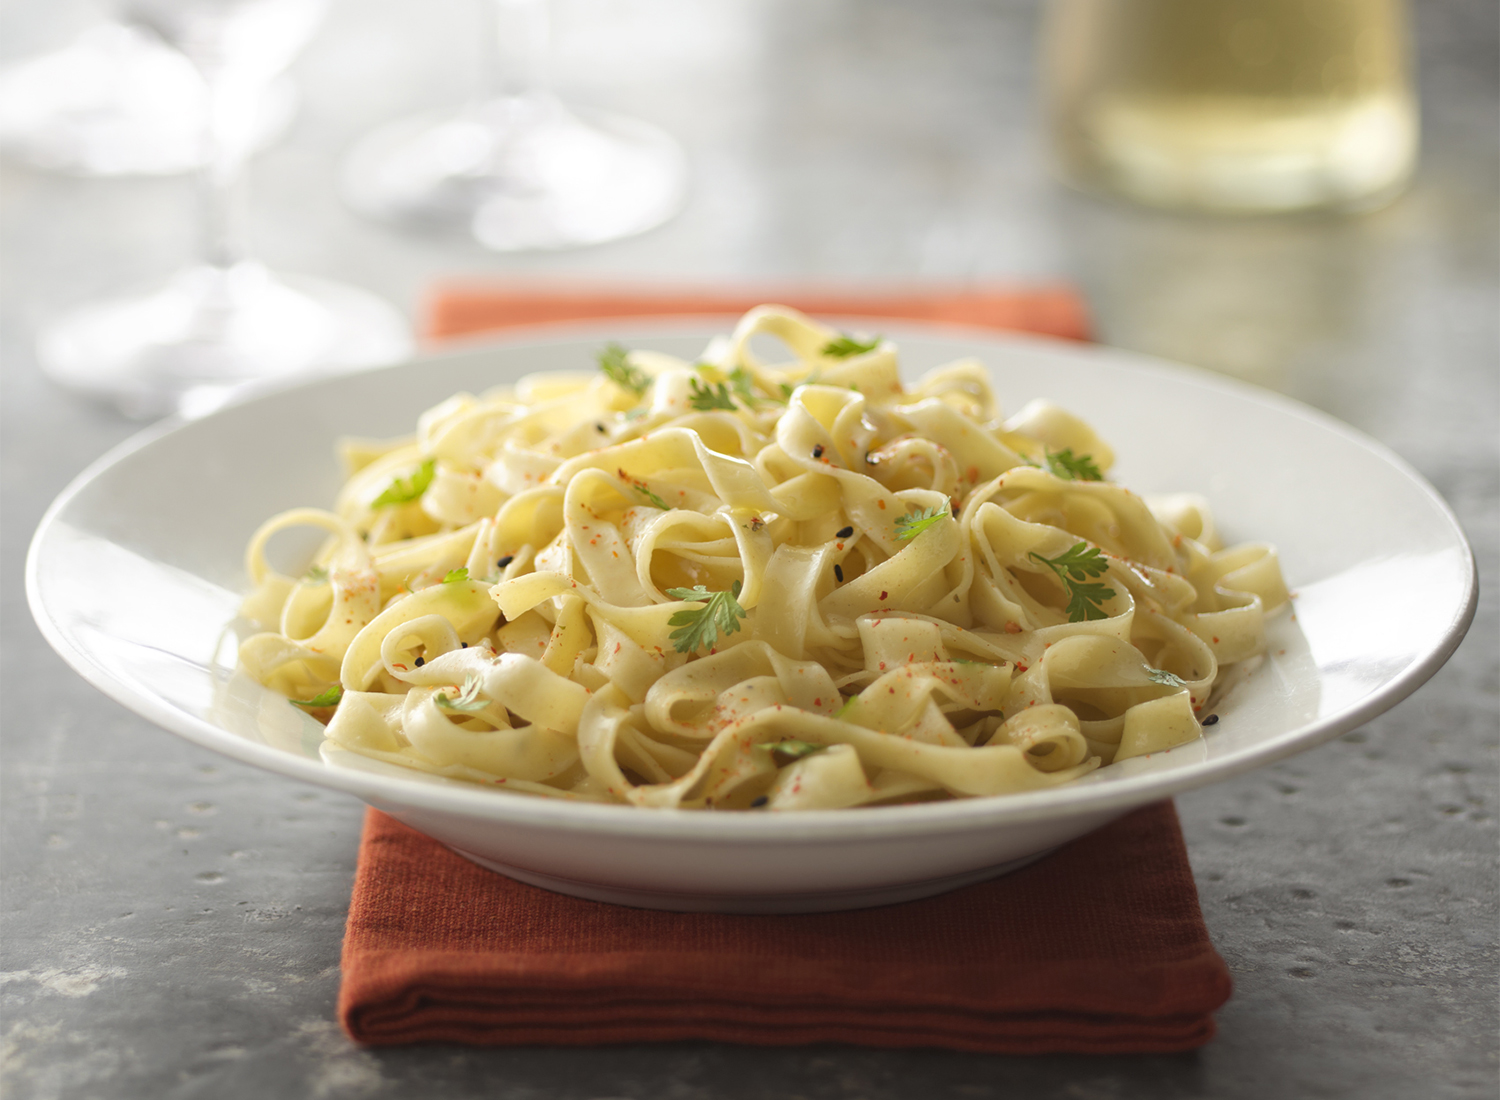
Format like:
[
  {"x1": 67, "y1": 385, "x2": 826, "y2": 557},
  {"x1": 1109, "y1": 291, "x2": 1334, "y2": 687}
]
[
  {"x1": 595, "y1": 422, "x2": 607, "y2": 433},
  {"x1": 834, "y1": 564, "x2": 844, "y2": 582},
  {"x1": 836, "y1": 525, "x2": 854, "y2": 538},
  {"x1": 414, "y1": 657, "x2": 425, "y2": 667},
  {"x1": 1202, "y1": 714, "x2": 1219, "y2": 726},
  {"x1": 751, "y1": 796, "x2": 769, "y2": 808},
  {"x1": 461, "y1": 642, "x2": 468, "y2": 648},
  {"x1": 497, "y1": 555, "x2": 514, "y2": 569},
  {"x1": 812, "y1": 445, "x2": 825, "y2": 458}
]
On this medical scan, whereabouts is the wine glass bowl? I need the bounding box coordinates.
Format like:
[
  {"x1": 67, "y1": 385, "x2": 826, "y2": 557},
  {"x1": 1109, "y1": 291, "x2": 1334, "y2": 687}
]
[
  {"x1": 0, "y1": 21, "x2": 297, "y2": 177},
  {"x1": 343, "y1": 95, "x2": 687, "y2": 251},
  {"x1": 341, "y1": 0, "x2": 687, "y2": 252}
]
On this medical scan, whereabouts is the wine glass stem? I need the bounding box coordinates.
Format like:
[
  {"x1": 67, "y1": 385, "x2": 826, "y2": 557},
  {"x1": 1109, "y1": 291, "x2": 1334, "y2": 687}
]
[
  {"x1": 197, "y1": 64, "x2": 257, "y2": 271},
  {"x1": 486, "y1": 0, "x2": 552, "y2": 101}
]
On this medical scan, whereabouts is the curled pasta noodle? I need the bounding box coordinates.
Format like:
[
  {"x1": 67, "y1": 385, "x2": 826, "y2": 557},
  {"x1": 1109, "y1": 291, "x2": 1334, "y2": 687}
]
[{"x1": 238, "y1": 305, "x2": 1288, "y2": 810}]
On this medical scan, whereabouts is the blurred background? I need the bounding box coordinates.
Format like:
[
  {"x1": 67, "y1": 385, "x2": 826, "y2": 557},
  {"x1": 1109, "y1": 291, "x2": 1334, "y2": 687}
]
[
  {"x1": 2, "y1": 1, "x2": 1495, "y2": 1097},
  {"x1": 4, "y1": 0, "x2": 1492, "y2": 405}
]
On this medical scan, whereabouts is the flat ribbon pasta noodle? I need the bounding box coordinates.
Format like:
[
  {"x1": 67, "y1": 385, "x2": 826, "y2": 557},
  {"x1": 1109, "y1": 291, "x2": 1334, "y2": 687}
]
[{"x1": 239, "y1": 306, "x2": 1287, "y2": 809}]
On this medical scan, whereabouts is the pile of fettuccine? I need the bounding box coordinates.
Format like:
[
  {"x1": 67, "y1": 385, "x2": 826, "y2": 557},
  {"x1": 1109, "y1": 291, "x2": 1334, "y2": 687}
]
[{"x1": 238, "y1": 306, "x2": 1287, "y2": 810}]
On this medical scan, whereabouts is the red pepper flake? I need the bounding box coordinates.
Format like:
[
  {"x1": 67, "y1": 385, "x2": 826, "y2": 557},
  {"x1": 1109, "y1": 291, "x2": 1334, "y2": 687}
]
[
  {"x1": 966, "y1": 464, "x2": 978, "y2": 482},
  {"x1": 879, "y1": 590, "x2": 888, "y2": 601},
  {"x1": 1004, "y1": 621, "x2": 1021, "y2": 634},
  {"x1": 877, "y1": 500, "x2": 886, "y2": 510}
]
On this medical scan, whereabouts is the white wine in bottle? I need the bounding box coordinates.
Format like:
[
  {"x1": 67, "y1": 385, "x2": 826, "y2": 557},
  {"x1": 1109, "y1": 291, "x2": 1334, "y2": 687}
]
[{"x1": 1043, "y1": 0, "x2": 1417, "y2": 213}]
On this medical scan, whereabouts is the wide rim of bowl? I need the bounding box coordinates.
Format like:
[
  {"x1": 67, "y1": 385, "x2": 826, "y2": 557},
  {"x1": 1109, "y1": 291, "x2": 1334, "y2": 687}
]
[{"x1": 26, "y1": 317, "x2": 1480, "y2": 844}]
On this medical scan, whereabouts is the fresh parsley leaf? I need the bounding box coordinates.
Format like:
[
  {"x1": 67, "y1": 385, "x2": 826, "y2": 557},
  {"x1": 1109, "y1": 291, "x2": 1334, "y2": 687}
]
[
  {"x1": 1027, "y1": 542, "x2": 1117, "y2": 622},
  {"x1": 371, "y1": 459, "x2": 435, "y2": 508},
  {"x1": 1063, "y1": 581, "x2": 1114, "y2": 622},
  {"x1": 435, "y1": 674, "x2": 488, "y2": 712},
  {"x1": 665, "y1": 580, "x2": 747, "y2": 653},
  {"x1": 1146, "y1": 667, "x2": 1186, "y2": 687},
  {"x1": 834, "y1": 695, "x2": 859, "y2": 719},
  {"x1": 304, "y1": 565, "x2": 329, "y2": 583},
  {"x1": 728, "y1": 366, "x2": 760, "y2": 408},
  {"x1": 687, "y1": 377, "x2": 737, "y2": 411},
  {"x1": 598, "y1": 342, "x2": 649, "y2": 396},
  {"x1": 766, "y1": 739, "x2": 829, "y2": 764},
  {"x1": 778, "y1": 382, "x2": 796, "y2": 400},
  {"x1": 821, "y1": 334, "x2": 881, "y2": 358},
  {"x1": 1044, "y1": 448, "x2": 1104, "y2": 482},
  {"x1": 1032, "y1": 542, "x2": 1111, "y2": 581},
  {"x1": 442, "y1": 567, "x2": 469, "y2": 584},
  {"x1": 895, "y1": 501, "x2": 950, "y2": 540},
  {"x1": 290, "y1": 684, "x2": 343, "y2": 708}
]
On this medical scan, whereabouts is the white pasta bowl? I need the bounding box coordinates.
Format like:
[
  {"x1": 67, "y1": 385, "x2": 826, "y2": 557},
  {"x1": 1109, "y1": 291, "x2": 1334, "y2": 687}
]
[{"x1": 27, "y1": 321, "x2": 1478, "y2": 912}]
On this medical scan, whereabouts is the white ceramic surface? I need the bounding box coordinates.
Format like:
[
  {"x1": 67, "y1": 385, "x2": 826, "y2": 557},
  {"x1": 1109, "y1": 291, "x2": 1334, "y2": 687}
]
[{"x1": 26, "y1": 320, "x2": 1478, "y2": 912}]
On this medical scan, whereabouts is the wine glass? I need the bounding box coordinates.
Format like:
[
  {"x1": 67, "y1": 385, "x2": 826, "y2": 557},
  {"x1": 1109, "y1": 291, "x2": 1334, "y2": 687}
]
[
  {"x1": 341, "y1": 0, "x2": 687, "y2": 251},
  {"x1": 37, "y1": 0, "x2": 411, "y2": 419},
  {"x1": 0, "y1": 19, "x2": 297, "y2": 177}
]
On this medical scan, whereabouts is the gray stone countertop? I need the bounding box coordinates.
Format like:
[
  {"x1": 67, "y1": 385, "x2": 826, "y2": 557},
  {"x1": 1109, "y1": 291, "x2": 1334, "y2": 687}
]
[{"x1": 2, "y1": 1, "x2": 1495, "y2": 1097}]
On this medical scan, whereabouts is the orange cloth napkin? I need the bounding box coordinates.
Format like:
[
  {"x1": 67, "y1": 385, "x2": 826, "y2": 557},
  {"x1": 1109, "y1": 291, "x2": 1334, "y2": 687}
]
[
  {"x1": 340, "y1": 802, "x2": 1230, "y2": 1051},
  {"x1": 337, "y1": 286, "x2": 1230, "y2": 1052},
  {"x1": 423, "y1": 283, "x2": 1091, "y2": 343}
]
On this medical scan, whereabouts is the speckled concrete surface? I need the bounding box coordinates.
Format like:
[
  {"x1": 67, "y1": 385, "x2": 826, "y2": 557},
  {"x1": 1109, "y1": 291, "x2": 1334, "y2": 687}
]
[{"x1": 3, "y1": 2, "x2": 1495, "y2": 1098}]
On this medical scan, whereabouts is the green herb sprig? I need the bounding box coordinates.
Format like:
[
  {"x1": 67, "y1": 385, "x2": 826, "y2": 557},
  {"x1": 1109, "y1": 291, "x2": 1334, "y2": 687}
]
[
  {"x1": 1043, "y1": 448, "x2": 1104, "y2": 482},
  {"x1": 821, "y1": 334, "x2": 881, "y2": 358},
  {"x1": 371, "y1": 459, "x2": 435, "y2": 508},
  {"x1": 435, "y1": 674, "x2": 489, "y2": 712},
  {"x1": 665, "y1": 580, "x2": 747, "y2": 653},
  {"x1": 598, "y1": 343, "x2": 649, "y2": 396},
  {"x1": 895, "y1": 501, "x2": 951, "y2": 541},
  {"x1": 634, "y1": 484, "x2": 669, "y2": 510},
  {"x1": 1027, "y1": 542, "x2": 1116, "y2": 622},
  {"x1": 290, "y1": 684, "x2": 343, "y2": 708},
  {"x1": 442, "y1": 567, "x2": 469, "y2": 584},
  {"x1": 304, "y1": 565, "x2": 329, "y2": 583},
  {"x1": 687, "y1": 377, "x2": 737, "y2": 411},
  {"x1": 729, "y1": 366, "x2": 763, "y2": 407},
  {"x1": 1146, "y1": 667, "x2": 1186, "y2": 687}
]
